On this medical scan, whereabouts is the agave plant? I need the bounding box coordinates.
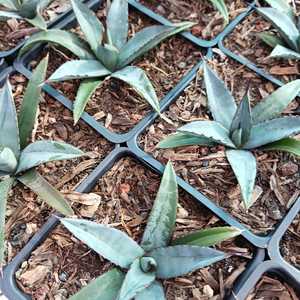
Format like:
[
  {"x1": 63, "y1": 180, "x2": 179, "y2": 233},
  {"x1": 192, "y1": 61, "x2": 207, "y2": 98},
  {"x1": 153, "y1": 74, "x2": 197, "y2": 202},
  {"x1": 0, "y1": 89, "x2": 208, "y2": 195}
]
[
  {"x1": 0, "y1": 0, "x2": 55, "y2": 30},
  {"x1": 257, "y1": 0, "x2": 300, "y2": 59},
  {"x1": 208, "y1": 0, "x2": 229, "y2": 24},
  {"x1": 0, "y1": 56, "x2": 85, "y2": 266},
  {"x1": 19, "y1": 0, "x2": 193, "y2": 124},
  {"x1": 61, "y1": 162, "x2": 241, "y2": 300},
  {"x1": 158, "y1": 62, "x2": 300, "y2": 209}
]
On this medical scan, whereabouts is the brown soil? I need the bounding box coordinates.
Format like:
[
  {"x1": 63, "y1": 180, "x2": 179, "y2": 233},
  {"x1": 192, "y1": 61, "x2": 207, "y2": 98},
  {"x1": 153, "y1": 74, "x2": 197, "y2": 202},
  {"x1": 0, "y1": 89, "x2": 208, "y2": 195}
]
[
  {"x1": 138, "y1": 54, "x2": 300, "y2": 234},
  {"x1": 16, "y1": 157, "x2": 253, "y2": 300},
  {"x1": 281, "y1": 214, "x2": 300, "y2": 270},
  {"x1": 139, "y1": 0, "x2": 248, "y2": 40},
  {"x1": 4, "y1": 73, "x2": 113, "y2": 264},
  {"x1": 31, "y1": 4, "x2": 203, "y2": 134},
  {"x1": 0, "y1": 1, "x2": 71, "y2": 51},
  {"x1": 246, "y1": 274, "x2": 300, "y2": 300},
  {"x1": 223, "y1": 10, "x2": 300, "y2": 84}
]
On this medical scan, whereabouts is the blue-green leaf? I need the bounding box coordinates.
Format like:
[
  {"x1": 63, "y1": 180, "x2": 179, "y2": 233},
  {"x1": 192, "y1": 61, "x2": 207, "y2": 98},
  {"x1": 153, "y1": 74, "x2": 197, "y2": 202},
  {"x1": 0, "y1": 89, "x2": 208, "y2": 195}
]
[
  {"x1": 178, "y1": 121, "x2": 236, "y2": 148},
  {"x1": 16, "y1": 141, "x2": 84, "y2": 174},
  {"x1": 0, "y1": 0, "x2": 20, "y2": 10},
  {"x1": 157, "y1": 132, "x2": 216, "y2": 149},
  {"x1": 252, "y1": 79, "x2": 300, "y2": 124},
  {"x1": 117, "y1": 22, "x2": 193, "y2": 68},
  {"x1": 71, "y1": 0, "x2": 104, "y2": 53},
  {"x1": 48, "y1": 60, "x2": 111, "y2": 82},
  {"x1": 18, "y1": 169, "x2": 74, "y2": 216},
  {"x1": 61, "y1": 218, "x2": 144, "y2": 268},
  {"x1": 264, "y1": 0, "x2": 294, "y2": 20},
  {"x1": 203, "y1": 62, "x2": 237, "y2": 130},
  {"x1": 209, "y1": 0, "x2": 229, "y2": 24},
  {"x1": 19, "y1": 56, "x2": 48, "y2": 149},
  {"x1": 117, "y1": 258, "x2": 155, "y2": 300},
  {"x1": 96, "y1": 44, "x2": 119, "y2": 71},
  {"x1": 262, "y1": 137, "x2": 300, "y2": 156},
  {"x1": 69, "y1": 269, "x2": 124, "y2": 300},
  {"x1": 73, "y1": 78, "x2": 103, "y2": 124},
  {"x1": 258, "y1": 32, "x2": 285, "y2": 48},
  {"x1": 0, "y1": 177, "x2": 14, "y2": 266},
  {"x1": 26, "y1": 13, "x2": 47, "y2": 30},
  {"x1": 19, "y1": 29, "x2": 94, "y2": 59},
  {"x1": 270, "y1": 44, "x2": 300, "y2": 59},
  {"x1": 226, "y1": 150, "x2": 257, "y2": 209},
  {"x1": 149, "y1": 245, "x2": 226, "y2": 279},
  {"x1": 0, "y1": 147, "x2": 17, "y2": 174},
  {"x1": 0, "y1": 80, "x2": 20, "y2": 158},
  {"x1": 141, "y1": 161, "x2": 178, "y2": 252},
  {"x1": 244, "y1": 117, "x2": 300, "y2": 149},
  {"x1": 107, "y1": 0, "x2": 128, "y2": 50},
  {"x1": 0, "y1": 10, "x2": 22, "y2": 19},
  {"x1": 135, "y1": 281, "x2": 166, "y2": 300},
  {"x1": 111, "y1": 66, "x2": 161, "y2": 115},
  {"x1": 172, "y1": 226, "x2": 242, "y2": 247}
]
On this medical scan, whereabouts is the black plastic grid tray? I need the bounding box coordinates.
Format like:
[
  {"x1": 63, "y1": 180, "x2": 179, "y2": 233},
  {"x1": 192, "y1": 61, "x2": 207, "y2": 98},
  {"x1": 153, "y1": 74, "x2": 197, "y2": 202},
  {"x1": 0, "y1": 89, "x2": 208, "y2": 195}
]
[{"x1": 0, "y1": 0, "x2": 299, "y2": 298}]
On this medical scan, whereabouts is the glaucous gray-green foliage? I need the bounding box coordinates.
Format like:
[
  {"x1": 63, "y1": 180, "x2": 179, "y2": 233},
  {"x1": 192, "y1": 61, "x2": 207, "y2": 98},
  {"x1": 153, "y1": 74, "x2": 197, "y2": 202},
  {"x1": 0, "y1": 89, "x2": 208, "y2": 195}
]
[
  {"x1": 208, "y1": 0, "x2": 229, "y2": 24},
  {"x1": 257, "y1": 0, "x2": 300, "y2": 60},
  {"x1": 158, "y1": 62, "x2": 300, "y2": 209},
  {"x1": 19, "y1": 0, "x2": 193, "y2": 124},
  {"x1": 0, "y1": 0, "x2": 54, "y2": 30},
  {"x1": 0, "y1": 56, "x2": 84, "y2": 266},
  {"x1": 61, "y1": 162, "x2": 241, "y2": 300}
]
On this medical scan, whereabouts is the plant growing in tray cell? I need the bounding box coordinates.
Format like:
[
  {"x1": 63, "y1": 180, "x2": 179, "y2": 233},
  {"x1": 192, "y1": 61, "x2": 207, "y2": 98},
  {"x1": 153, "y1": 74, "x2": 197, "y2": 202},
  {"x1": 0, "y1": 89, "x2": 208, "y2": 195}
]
[
  {"x1": 257, "y1": 0, "x2": 300, "y2": 60},
  {"x1": 0, "y1": 0, "x2": 55, "y2": 30},
  {"x1": 158, "y1": 61, "x2": 300, "y2": 209},
  {"x1": 0, "y1": 56, "x2": 85, "y2": 267},
  {"x1": 61, "y1": 162, "x2": 241, "y2": 300},
  {"x1": 19, "y1": 0, "x2": 193, "y2": 124}
]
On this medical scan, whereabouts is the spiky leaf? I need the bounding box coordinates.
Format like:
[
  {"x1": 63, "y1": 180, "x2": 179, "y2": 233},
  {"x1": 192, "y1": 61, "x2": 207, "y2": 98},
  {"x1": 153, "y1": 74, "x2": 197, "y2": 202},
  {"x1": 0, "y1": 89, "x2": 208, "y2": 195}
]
[
  {"x1": 16, "y1": 141, "x2": 84, "y2": 174},
  {"x1": 209, "y1": 0, "x2": 229, "y2": 24},
  {"x1": 135, "y1": 281, "x2": 166, "y2": 300},
  {"x1": 178, "y1": 121, "x2": 236, "y2": 148},
  {"x1": 244, "y1": 117, "x2": 300, "y2": 149},
  {"x1": 111, "y1": 66, "x2": 161, "y2": 115},
  {"x1": 257, "y1": 7, "x2": 299, "y2": 51},
  {"x1": 61, "y1": 218, "x2": 144, "y2": 268},
  {"x1": 107, "y1": 0, "x2": 128, "y2": 50},
  {"x1": 149, "y1": 245, "x2": 226, "y2": 279},
  {"x1": 203, "y1": 62, "x2": 237, "y2": 130},
  {"x1": 264, "y1": 0, "x2": 294, "y2": 20},
  {"x1": 141, "y1": 162, "x2": 178, "y2": 251},
  {"x1": 262, "y1": 137, "x2": 300, "y2": 156},
  {"x1": 69, "y1": 269, "x2": 124, "y2": 300},
  {"x1": 0, "y1": 0, "x2": 19, "y2": 10},
  {"x1": 258, "y1": 32, "x2": 285, "y2": 48},
  {"x1": 0, "y1": 11, "x2": 22, "y2": 19},
  {"x1": 48, "y1": 60, "x2": 111, "y2": 82},
  {"x1": 26, "y1": 13, "x2": 47, "y2": 30},
  {"x1": 96, "y1": 44, "x2": 119, "y2": 71},
  {"x1": 117, "y1": 258, "x2": 155, "y2": 300},
  {"x1": 117, "y1": 22, "x2": 193, "y2": 68},
  {"x1": 0, "y1": 80, "x2": 20, "y2": 158},
  {"x1": 0, "y1": 177, "x2": 14, "y2": 266},
  {"x1": 73, "y1": 78, "x2": 103, "y2": 124},
  {"x1": 270, "y1": 44, "x2": 300, "y2": 59},
  {"x1": 0, "y1": 147, "x2": 17, "y2": 174},
  {"x1": 252, "y1": 80, "x2": 300, "y2": 124},
  {"x1": 19, "y1": 56, "x2": 48, "y2": 149},
  {"x1": 230, "y1": 94, "x2": 251, "y2": 147},
  {"x1": 157, "y1": 132, "x2": 215, "y2": 149},
  {"x1": 172, "y1": 226, "x2": 241, "y2": 247},
  {"x1": 71, "y1": 0, "x2": 104, "y2": 53},
  {"x1": 226, "y1": 149, "x2": 257, "y2": 209},
  {"x1": 18, "y1": 170, "x2": 74, "y2": 216},
  {"x1": 20, "y1": 29, "x2": 94, "y2": 59}
]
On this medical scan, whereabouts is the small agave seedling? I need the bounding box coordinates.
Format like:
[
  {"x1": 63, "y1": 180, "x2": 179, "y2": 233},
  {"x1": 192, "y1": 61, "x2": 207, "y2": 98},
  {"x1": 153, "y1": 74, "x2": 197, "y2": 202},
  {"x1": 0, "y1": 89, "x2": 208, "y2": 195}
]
[
  {"x1": 19, "y1": 0, "x2": 193, "y2": 124},
  {"x1": 61, "y1": 162, "x2": 241, "y2": 300},
  {"x1": 158, "y1": 62, "x2": 300, "y2": 209},
  {"x1": 207, "y1": 0, "x2": 229, "y2": 24},
  {"x1": 0, "y1": 0, "x2": 54, "y2": 30},
  {"x1": 0, "y1": 56, "x2": 85, "y2": 266},
  {"x1": 257, "y1": 0, "x2": 300, "y2": 60}
]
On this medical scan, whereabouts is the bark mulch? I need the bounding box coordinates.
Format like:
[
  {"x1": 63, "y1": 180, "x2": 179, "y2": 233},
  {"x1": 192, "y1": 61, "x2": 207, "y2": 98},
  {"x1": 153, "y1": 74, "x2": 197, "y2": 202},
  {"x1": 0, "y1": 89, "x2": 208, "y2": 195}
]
[
  {"x1": 16, "y1": 157, "x2": 253, "y2": 300},
  {"x1": 4, "y1": 73, "x2": 113, "y2": 264},
  {"x1": 139, "y1": 0, "x2": 248, "y2": 40},
  {"x1": 138, "y1": 54, "x2": 300, "y2": 234}
]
